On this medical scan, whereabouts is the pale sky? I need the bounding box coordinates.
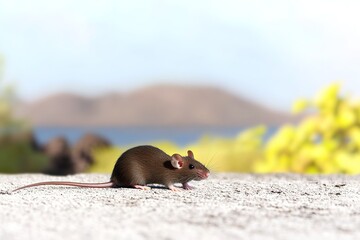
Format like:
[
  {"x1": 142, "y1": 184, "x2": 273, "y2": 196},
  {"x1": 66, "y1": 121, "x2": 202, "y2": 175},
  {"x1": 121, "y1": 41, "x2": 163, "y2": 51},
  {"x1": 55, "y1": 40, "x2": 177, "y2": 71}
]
[{"x1": 1, "y1": 0, "x2": 360, "y2": 111}]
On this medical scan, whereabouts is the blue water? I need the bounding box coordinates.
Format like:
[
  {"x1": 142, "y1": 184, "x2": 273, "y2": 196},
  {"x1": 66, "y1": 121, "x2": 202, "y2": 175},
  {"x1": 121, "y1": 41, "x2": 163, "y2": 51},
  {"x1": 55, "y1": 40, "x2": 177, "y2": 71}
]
[{"x1": 33, "y1": 126, "x2": 277, "y2": 147}]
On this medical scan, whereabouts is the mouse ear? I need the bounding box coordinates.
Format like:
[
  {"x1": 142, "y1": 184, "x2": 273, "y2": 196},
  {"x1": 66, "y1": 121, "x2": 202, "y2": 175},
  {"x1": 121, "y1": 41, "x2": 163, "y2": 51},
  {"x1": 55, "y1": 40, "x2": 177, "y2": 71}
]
[
  {"x1": 171, "y1": 154, "x2": 184, "y2": 169},
  {"x1": 187, "y1": 150, "x2": 194, "y2": 158}
]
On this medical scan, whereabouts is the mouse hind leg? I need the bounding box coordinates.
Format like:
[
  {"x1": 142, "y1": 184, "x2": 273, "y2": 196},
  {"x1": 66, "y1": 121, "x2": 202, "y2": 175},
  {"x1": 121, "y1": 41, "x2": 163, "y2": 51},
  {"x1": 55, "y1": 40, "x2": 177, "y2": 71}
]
[
  {"x1": 117, "y1": 164, "x2": 150, "y2": 190},
  {"x1": 133, "y1": 185, "x2": 151, "y2": 190},
  {"x1": 130, "y1": 175, "x2": 150, "y2": 190}
]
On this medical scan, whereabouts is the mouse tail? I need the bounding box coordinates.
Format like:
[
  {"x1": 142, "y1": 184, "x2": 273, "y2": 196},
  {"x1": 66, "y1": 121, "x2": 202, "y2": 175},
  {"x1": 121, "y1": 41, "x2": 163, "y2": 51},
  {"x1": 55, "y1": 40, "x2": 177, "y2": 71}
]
[{"x1": 12, "y1": 181, "x2": 115, "y2": 192}]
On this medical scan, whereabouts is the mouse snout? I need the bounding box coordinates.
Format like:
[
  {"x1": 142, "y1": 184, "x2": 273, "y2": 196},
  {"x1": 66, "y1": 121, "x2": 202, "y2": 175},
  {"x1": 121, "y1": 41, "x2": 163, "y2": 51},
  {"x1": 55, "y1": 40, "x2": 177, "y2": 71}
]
[{"x1": 197, "y1": 169, "x2": 210, "y2": 180}]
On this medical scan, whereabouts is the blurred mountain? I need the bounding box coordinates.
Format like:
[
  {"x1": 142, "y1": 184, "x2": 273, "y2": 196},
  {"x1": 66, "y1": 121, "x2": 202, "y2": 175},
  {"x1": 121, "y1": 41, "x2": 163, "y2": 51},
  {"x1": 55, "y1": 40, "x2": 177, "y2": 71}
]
[{"x1": 15, "y1": 85, "x2": 296, "y2": 127}]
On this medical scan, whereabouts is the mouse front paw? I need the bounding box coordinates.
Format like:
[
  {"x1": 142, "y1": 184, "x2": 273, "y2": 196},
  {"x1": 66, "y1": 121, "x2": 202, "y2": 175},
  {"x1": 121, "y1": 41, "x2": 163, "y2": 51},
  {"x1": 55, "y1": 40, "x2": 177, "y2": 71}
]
[
  {"x1": 167, "y1": 185, "x2": 182, "y2": 192},
  {"x1": 182, "y1": 182, "x2": 194, "y2": 190}
]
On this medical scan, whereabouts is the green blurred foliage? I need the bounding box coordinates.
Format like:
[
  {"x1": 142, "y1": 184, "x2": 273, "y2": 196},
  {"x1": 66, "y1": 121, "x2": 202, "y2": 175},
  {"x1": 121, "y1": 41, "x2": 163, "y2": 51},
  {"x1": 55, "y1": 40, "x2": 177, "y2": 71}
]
[
  {"x1": 0, "y1": 140, "x2": 47, "y2": 173},
  {"x1": 0, "y1": 55, "x2": 48, "y2": 173},
  {"x1": 92, "y1": 83, "x2": 360, "y2": 174},
  {"x1": 0, "y1": 55, "x2": 16, "y2": 130}
]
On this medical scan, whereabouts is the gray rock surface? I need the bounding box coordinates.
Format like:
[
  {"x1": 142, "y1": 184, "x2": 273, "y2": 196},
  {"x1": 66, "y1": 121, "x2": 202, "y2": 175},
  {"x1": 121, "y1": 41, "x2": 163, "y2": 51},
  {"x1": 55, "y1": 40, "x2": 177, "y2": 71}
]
[{"x1": 1, "y1": 173, "x2": 360, "y2": 240}]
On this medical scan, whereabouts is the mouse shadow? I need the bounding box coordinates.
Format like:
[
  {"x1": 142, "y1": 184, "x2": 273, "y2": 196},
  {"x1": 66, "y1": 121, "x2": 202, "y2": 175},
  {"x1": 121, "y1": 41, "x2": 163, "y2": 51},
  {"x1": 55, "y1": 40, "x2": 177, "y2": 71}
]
[
  {"x1": 116, "y1": 184, "x2": 169, "y2": 190},
  {"x1": 147, "y1": 183, "x2": 187, "y2": 190},
  {"x1": 147, "y1": 184, "x2": 168, "y2": 190}
]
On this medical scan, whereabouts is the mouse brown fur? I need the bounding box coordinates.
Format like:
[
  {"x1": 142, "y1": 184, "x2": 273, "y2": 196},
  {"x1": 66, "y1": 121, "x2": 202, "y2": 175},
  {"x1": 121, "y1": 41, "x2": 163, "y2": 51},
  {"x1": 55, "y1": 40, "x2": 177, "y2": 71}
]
[{"x1": 12, "y1": 145, "x2": 210, "y2": 192}]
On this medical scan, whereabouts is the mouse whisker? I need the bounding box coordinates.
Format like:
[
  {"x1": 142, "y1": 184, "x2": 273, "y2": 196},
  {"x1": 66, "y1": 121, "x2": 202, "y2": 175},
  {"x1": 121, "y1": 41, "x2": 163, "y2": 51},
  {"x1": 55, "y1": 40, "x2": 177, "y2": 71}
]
[
  {"x1": 208, "y1": 161, "x2": 221, "y2": 171},
  {"x1": 179, "y1": 175, "x2": 192, "y2": 183},
  {"x1": 180, "y1": 175, "x2": 193, "y2": 183},
  {"x1": 205, "y1": 152, "x2": 217, "y2": 169},
  {"x1": 208, "y1": 160, "x2": 218, "y2": 170}
]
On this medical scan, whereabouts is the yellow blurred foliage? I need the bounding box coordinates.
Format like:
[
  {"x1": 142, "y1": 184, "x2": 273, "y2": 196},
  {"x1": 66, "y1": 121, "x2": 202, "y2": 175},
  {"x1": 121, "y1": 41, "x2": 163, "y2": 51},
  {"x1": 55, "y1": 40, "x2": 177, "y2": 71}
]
[
  {"x1": 256, "y1": 83, "x2": 360, "y2": 174},
  {"x1": 91, "y1": 83, "x2": 360, "y2": 174}
]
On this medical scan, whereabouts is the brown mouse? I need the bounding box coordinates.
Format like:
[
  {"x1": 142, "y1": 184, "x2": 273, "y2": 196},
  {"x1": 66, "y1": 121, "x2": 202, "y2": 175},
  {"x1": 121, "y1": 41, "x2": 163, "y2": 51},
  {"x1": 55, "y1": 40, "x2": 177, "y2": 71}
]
[{"x1": 12, "y1": 145, "x2": 210, "y2": 192}]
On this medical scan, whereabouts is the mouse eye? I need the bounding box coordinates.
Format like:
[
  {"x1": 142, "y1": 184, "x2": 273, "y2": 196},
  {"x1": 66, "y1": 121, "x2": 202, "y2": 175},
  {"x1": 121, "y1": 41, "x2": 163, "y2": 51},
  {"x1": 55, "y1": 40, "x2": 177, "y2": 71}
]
[{"x1": 189, "y1": 164, "x2": 195, "y2": 169}]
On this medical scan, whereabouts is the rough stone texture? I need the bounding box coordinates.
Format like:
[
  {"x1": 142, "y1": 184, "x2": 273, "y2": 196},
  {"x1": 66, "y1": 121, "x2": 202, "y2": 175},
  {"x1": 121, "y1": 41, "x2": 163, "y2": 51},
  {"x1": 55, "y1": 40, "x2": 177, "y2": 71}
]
[{"x1": 1, "y1": 173, "x2": 360, "y2": 240}]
